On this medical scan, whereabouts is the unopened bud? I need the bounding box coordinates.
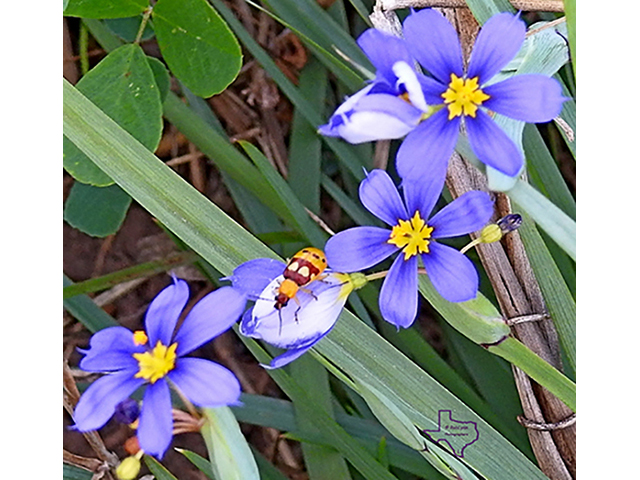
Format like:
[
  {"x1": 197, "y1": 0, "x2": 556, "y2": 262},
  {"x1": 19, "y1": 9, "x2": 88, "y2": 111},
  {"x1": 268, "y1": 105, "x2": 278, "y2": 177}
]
[
  {"x1": 116, "y1": 455, "x2": 141, "y2": 480},
  {"x1": 497, "y1": 214, "x2": 522, "y2": 234},
  {"x1": 479, "y1": 224, "x2": 502, "y2": 244},
  {"x1": 349, "y1": 272, "x2": 368, "y2": 290},
  {"x1": 114, "y1": 399, "x2": 140, "y2": 426}
]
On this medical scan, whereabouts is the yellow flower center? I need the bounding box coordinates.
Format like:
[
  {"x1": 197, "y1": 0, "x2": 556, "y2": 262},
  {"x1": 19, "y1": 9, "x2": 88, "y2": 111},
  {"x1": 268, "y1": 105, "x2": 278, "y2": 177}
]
[
  {"x1": 441, "y1": 74, "x2": 490, "y2": 120},
  {"x1": 388, "y1": 211, "x2": 434, "y2": 260},
  {"x1": 133, "y1": 341, "x2": 178, "y2": 384}
]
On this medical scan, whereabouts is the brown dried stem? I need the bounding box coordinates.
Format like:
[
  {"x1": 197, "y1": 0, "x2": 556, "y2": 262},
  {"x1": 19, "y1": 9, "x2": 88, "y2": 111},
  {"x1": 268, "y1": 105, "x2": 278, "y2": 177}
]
[{"x1": 378, "y1": 0, "x2": 564, "y2": 12}]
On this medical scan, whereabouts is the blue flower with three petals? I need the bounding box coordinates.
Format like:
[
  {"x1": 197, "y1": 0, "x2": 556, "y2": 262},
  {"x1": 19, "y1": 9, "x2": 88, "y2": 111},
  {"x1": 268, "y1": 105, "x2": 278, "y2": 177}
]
[
  {"x1": 72, "y1": 278, "x2": 245, "y2": 458},
  {"x1": 325, "y1": 169, "x2": 494, "y2": 328}
]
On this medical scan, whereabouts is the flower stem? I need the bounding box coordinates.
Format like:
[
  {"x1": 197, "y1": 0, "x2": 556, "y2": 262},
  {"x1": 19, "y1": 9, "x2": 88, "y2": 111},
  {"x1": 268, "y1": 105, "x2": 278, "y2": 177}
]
[{"x1": 134, "y1": 7, "x2": 153, "y2": 45}]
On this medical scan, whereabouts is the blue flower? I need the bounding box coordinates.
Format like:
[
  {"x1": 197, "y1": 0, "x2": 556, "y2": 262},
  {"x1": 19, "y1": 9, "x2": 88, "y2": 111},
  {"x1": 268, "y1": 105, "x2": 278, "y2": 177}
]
[
  {"x1": 318, "y1": 28, "x2": 431, "y2": 143},
  {"x1": 396, "y1": 9, "x2": 566, "y2": 178},
  {"x1": 225, "y1": 259, "x2": 355, "y2": 369},
  {"x1": 72, "y1": 278, "x2": 245, "y2": 458},
  {"x1": 325, "y1": 169, "x2": 493, "y2": 328}
]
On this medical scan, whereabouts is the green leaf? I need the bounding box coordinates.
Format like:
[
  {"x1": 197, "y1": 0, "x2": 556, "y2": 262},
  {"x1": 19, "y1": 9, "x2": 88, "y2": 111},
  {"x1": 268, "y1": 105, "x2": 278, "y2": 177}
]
[
  {"x1": 418, "y1": 276, "x2": 510, "y2": 346},
  {"x1": 144, "y1": 456, "x2": 178, "y2": 480},
  {"x1": 63, "y1": 251, "x2": 197, "y2": 299},
  {"x1": 63, "y1": 181, "x2": 131, "y2": 237},
  {"x1": 176, "y1": 449, "x2": 215, "y2": 479},
  {"x1": 564, "y1": 0, "x2": 576, "y2": 76},
  {"x1": 64, "y1": 275, "x2": 119, "y2": 332},
  {"x1": 354, "y1": 379, "x2": 478, "y2": 480},
  {"x1": 152, "y1": 0, "x2": 242, "y2": 97},
  {"x1": 489, "y1": 337, "x2": 575, "y2": 412},
  {"x1": 146, "y1": 56, "x2": 171, "y2": 101},
  {"x1": 239, "y1": 140, "x2": 328, "y2": 247},
  {"x1": 104, "y1": 14, "x2": 155, "y2": 42},
  {"x1": 64, "y1": 0, "x2": 148, "y2": 19},
  {"x1": 201, "y1": 407, "x2": 260, "y2": 480},
  {"x1": 514, "y1": 213, "x2": 576, "y2": 374},
  {"x1": 509, "y1": 180, "x2": 576, "y2": 261},
  {"x1": 63, "y1": 464, "x2": 92, "y2": 480},
  {"x1": 63, "y1": 43, "x2": 163, "y2": 186}
]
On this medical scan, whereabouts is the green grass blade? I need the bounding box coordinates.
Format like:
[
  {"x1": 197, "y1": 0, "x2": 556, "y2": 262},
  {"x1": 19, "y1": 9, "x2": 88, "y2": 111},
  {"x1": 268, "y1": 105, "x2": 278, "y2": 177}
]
[
  {"x1": 63, "y1": 251, "x2": 197, "y2": 299},
  {"x1": 287, "y1": 57, "x2": 326, "y2": 214},
  {"x1": 201, "y1": 407, "x2": 260, "y2": 480},
  {"x1": 239, "y1": 141, "x2": 328, "y2": 247},
  {"x1": 509, "y1": 180, "x2": 576, "y2": 260},
  {"x1": 144, "y1": 456, "x2": 178, "y2": 480},
  {"x1": 290, "y1": 357, "x2": 353, "y2": 480},
  {"x1": 489, "y1": 337, "x2": 575, "y2": 411},
  {"x1": 63, "y1": 275, "x2": 119, "y2": 332},
  {"x1": 513, "y1": 212, "x2": 577, "y2": 374},
  {"x1": 524, "y1": 124, "x2": 575, "y2": 220}
]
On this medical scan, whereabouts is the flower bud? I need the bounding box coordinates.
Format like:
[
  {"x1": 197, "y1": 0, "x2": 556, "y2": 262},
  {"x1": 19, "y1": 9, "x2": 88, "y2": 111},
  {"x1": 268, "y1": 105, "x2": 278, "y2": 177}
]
[
  {"x1": 113, "y1": 398, "x2": 140, "y2": 426},
  {"x1": 116, "y1": 456, "x2": 141, "y2": 480}
]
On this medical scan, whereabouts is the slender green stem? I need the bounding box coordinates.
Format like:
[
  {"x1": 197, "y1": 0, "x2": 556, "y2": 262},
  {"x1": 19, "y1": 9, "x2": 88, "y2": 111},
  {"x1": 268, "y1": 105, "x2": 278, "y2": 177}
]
[
  {"x1": 79, "y1": 21, "x2": 90, "y2": 75},
  {"x1": 63, "y1": 251, "x2": 197, "y2": 299},
  {"x1": 134, "y1": 7, "x2": 153, "y2": 45}
]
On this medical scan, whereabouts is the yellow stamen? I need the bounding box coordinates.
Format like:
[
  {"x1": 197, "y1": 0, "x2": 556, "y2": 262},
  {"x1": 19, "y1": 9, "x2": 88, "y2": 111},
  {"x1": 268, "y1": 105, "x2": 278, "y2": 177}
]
[
  {"x1": 132, "y1": 330, "x2": 148, "y2": 346},
  {"x1": 388, "y1": 211, "x2": 434, "y2": 260},
  {"x1": 441, "y1": 74, "x2": 490, "y2": 121},
  {"x1": 133, "y1": 341, "x2": 177, "y2": 384}
]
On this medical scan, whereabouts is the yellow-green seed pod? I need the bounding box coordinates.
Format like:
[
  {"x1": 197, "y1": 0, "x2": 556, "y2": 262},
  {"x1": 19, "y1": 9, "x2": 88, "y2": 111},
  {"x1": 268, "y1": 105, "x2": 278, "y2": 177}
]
[
  {"x1": 480, "y1": 224, "x2": 503, "y2": 244},
  {"x1": 116, "y1": 456, "x2": 141, "y2": 480}
]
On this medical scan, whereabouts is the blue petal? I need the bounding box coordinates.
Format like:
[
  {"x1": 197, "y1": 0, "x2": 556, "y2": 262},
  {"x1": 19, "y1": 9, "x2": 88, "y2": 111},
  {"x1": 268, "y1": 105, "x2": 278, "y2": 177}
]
[
  {"x1": 483, "y1": 75, "x2": 565, "y2": 122},
  {"x1": 401, "y1": 162, "x2": 447, "y2": 220},
  {"x1": 422, "y1": 243, "x2": 479, "y2": 302},
  {"x1": 222, "y1": 258, "x2": 284, "y2": 299},
  {"x1": 174, "y1": 286, "x2": 247, "y2": 356},
  {"x1": 325, "y1": 227, "x2": 397, "y2": 272},
  {"x1": 357, "y1": 28, "x2": 413, "y2": 86},
  {"x1": 78, "y1": 326, "x2": 143, "y2": 373},
  {"x1": 379, "y1": 254, "x2": 418, "y2": 328},
  {"x1": 168, "y1": 358, "x2": 241, "y2": 407},
  {"x1": 352, "y1": 93, "x2": 424, "y2": 122},
  {"x1": 72, "y1": 370, "x2": 143, "y2": 432},
  {"x1": 145, "y1": 277, "x2": 190, "y2": 347},
  {"x1": 319, "y1": 90, "x2": 423, "y2": 144},
  {"x1": 137, "y1": 380, "x2": 173, "y2": 459},
  {"x1": 239, "y1": 307, "x2": 258, "y2": 337},
  {"x1": 403, "y1": 9, "x2": 463, "y2": 84},
  {"x1": 396, "y1": 108, "x2": 460, "y2": 180},
  {"x1": 359, "y1": 169, "x2": 408, "y2": 226},
  {"x1": 263, "y1": 335, "x2": 326, "y2": 370},
  {"x1": 417, "y1": 71, "x2": 448, "y2": 104},
  {"x1": 467, "y1": 13, "x2": 526, "y2": 84},
  {"x1": 466, "y1": 110, "x2": 522, "y2": 176},
  {"x1": 430, "y1": 191, "x2": 494, "y2": 238}
]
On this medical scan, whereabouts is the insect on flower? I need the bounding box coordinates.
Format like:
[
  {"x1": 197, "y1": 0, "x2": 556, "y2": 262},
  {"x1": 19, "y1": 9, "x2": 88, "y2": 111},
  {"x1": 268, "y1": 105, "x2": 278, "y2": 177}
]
[
  {"x1": 275, "y1": 247, "x2": 328, "y2": 309},
  {"x1": 225, "y1": 255, "x2": 360, "y2": 369},
  {"x1": 273, "y1": 247, "x2": 328, "y2": 334}
]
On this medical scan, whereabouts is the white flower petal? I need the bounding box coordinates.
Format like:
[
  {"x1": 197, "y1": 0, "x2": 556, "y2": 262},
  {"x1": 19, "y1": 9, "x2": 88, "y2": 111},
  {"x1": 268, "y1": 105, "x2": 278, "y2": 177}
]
[
  {"x1": 246, "y1": 272, "x2": 353, "y2": 349},
  {"x1": 392, "y1": 61, "x2": 429, "y2": 112}
]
